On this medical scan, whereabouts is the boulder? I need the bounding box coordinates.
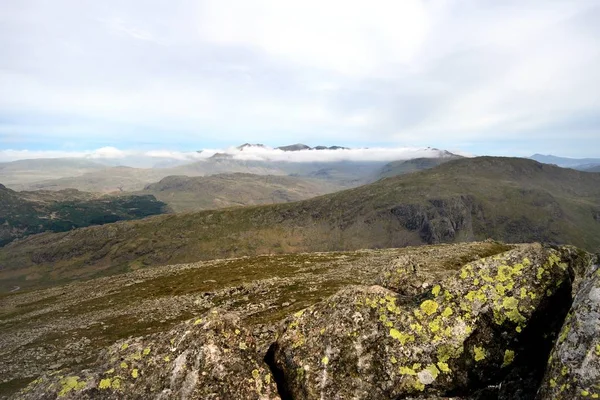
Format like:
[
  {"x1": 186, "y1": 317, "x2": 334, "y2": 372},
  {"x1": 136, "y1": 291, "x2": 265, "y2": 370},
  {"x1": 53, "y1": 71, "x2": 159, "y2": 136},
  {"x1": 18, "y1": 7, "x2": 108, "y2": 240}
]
[
  {"x1": 270, "y1": 244, "x2": 585, "y2": 399},
  {"x1": 20, "y1": 311, "x2": 280, "y2": 400},
  {"x1": 537, "y1": 259, "x2": 600, "y2": 399}
]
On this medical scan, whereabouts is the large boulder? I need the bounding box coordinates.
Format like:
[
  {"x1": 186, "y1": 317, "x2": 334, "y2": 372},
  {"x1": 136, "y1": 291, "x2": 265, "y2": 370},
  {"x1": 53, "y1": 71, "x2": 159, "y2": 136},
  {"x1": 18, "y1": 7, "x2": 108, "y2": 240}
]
[
  {"x1": 537, "y1": 259, "x2": 600, "y2": 400},
  {"x1": 270, "y1": 244, "x2": 587, "y2": 399},
  {"x1": 19, "y1": 311, "x2": 280, "y2": 400}
]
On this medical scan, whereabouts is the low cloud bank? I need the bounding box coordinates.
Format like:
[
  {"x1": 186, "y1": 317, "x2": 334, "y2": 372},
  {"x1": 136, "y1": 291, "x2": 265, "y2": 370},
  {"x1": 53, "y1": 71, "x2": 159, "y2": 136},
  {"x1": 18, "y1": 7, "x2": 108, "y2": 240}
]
[{"x1": 0, "y1": 145, "x2": 465, "y2": 167}]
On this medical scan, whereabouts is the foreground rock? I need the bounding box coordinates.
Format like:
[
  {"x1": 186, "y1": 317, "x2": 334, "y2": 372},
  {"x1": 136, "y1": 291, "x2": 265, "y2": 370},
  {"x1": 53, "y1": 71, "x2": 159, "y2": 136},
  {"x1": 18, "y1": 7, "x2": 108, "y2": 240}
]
[
  {"x1": 20, "y1": 311, "x2": 279, "y2": 399},
  {"x1": 537, "y1": 261, "x2": 600, "y2": 399},
  {"x1": 271, "y1": 244, "x2": 587, "y2": 399}
]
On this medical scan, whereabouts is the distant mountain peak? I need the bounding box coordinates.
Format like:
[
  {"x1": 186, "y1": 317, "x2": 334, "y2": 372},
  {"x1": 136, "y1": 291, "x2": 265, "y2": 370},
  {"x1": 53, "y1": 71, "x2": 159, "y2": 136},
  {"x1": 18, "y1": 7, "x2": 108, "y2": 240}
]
[
  {"x1": 276, "y1": 143, "x2": 312, "y2": 152},
  {"x1": 237, "y1": 143, "x2": 266, "y2": 150}
]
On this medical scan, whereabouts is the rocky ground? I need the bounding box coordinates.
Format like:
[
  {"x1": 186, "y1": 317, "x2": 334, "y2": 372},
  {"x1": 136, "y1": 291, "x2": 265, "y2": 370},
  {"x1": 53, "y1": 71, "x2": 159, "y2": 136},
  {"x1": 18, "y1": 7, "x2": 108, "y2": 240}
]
[{"x1": 1, "y1": 241, "x2": 597, "y2": 399}]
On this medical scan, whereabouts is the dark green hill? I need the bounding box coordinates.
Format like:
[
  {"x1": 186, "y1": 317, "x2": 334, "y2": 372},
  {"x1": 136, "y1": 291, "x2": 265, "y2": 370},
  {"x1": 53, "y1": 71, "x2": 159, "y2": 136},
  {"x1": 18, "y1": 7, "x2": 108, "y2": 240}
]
[
  {"x1": 0, "y1": 185, "x2": 168, "y2": 247},
  {"x1": 1, "y1": 156, "x2": 599, "y2": 292}
]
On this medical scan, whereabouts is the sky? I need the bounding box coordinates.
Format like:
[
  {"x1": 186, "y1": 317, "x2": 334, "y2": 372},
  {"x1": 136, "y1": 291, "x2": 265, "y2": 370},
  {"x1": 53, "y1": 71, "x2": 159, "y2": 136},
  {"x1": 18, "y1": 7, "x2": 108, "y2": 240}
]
[{"x1": 1, "y1": 0, "x2": 599, "y2": 161}]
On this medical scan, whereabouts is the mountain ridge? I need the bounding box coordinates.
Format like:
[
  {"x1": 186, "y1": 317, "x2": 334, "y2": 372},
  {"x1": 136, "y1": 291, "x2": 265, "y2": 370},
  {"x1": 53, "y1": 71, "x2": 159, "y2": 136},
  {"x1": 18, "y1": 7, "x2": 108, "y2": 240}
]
[{"x1": 1, "y1": 156, "x2": 599, "y2": 292}]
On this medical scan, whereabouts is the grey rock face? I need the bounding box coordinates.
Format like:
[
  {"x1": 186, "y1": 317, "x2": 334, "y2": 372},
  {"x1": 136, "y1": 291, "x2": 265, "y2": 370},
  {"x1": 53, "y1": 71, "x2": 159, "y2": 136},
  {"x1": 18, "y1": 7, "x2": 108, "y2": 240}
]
[
  {"x1": 270, "y1": 244, "x2": 584, "y2": 399},
  {"x1": 20, "y1": 311, "x2": 280, "y2": 400},
  {"x1": 537, "y1": 259, "x2": 600, "y2": 400}
]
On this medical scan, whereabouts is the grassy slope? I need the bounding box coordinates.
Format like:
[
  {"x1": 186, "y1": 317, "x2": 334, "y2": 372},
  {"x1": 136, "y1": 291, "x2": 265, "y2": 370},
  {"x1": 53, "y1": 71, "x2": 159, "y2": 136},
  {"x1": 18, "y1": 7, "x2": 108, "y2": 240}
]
[
  {"x1": 376, "y1": 156, "x2": 461, "y2": 179},
  {"x1": 1, "y1": 156, "x2": 599, "y2": 292},
  {"x1": 139, "y1": 173, "x2": 346, "y2": 212}
]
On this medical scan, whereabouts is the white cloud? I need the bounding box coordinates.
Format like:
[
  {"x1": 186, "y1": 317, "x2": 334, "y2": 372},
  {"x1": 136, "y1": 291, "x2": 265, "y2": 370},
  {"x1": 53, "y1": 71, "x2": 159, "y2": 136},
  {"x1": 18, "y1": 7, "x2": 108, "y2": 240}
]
[
  {"x1": 0, "y1": 0, "x2": 599, "y2": 156},
  {"x1": 0, "y1": 145, "x2": 456, "y2": 165}
]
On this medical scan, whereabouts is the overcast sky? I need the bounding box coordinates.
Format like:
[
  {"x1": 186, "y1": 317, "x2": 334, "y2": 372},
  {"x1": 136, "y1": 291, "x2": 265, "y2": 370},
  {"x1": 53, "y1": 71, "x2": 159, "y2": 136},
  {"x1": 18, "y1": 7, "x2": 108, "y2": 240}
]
[{"x1": 1, "y1": 0, "x2": 599, "y2": 159}]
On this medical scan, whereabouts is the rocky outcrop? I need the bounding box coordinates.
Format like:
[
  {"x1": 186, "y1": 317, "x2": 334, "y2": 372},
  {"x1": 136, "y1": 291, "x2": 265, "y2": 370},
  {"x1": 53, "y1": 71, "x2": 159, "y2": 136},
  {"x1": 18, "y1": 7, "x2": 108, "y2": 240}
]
[
  {"x1": 20, "y1": 311, "x2": 279, "y2": 399},
  {"x1": 390, "y1": 196, "x2": 475, "y2": 244},
  {"x1": 16, "y1": 243, "x2": 599, "y2": 400},
  {"x1": 270, "y1": 244, "x2": 585, "y2": 399},
  {"x1": 537, "y1": 259, "x2": 600, "y2": 400}
]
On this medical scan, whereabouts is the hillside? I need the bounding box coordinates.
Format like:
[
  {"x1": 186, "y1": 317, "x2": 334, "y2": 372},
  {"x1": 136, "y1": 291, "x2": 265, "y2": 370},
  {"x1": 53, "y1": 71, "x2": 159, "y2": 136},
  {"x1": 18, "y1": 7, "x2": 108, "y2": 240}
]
[
  {"x1": 1, "y1": 156, "x2": 600, "y2": 292},
  {"x1": 585, "y1": 165, "x2": 600, "y2": 173},
  {"x1": 0, "y1": 185, "x2": 168, "y2": 247},
  {"x1": 6, "y1": 159, "x2": 384, "y2": 192},
  {"x1": 529, "y1": 154, "x2": 600, "y2": 170},
  {"x1": 139, "y1": 173, "x2": 346, "y2": 212},
  {"x1": 376, "y1": 156, "x2": 462, "y2": 179},
  {"x1": 0, "y1": 158, "x2": 106, "y2": 187}
]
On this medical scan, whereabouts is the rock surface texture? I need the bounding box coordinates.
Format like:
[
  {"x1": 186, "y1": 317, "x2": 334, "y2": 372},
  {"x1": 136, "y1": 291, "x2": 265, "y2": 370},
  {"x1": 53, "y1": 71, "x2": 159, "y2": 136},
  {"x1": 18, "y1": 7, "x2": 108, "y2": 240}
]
[
  {"x1": 14, "y1": 242, "x2": 599, "y2": 400},
  {"x1": 271, "y1": 243, "x2": 589, "y2": 399},
  {"x1": 20, "y1": 312, "x2": 280, "y2": 399},
  {"x1": 537, "y1": 260, "x2": 600, "y2": 399}
]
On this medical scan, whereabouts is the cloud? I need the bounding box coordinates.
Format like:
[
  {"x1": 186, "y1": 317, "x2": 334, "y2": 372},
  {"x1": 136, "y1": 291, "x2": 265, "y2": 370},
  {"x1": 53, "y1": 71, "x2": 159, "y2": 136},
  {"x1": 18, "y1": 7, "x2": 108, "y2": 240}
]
[
  {"x1": 0, "y1": 0, "x2": 598, "y2": 156},
  {"x1": 0, "y1": 145, "x2": 459, "y2": 165}
]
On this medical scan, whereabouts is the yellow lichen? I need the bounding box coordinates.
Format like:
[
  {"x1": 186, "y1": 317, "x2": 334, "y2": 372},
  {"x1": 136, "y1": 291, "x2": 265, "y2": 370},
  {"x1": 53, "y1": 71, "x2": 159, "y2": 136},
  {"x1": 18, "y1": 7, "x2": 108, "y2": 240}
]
[
  {"x1": 420, "y1": 300, "x2": 439, "y2": 316},
  {"x1": 390, "y1": 328, "x2": 414, "y2": 344},
  {"x1": 252, "y1": 369, "x2": 260, "y2": 379},
  {"x1": 131, "y1": 369, "x2": 139, "y2": 379},
  {"x1": 474, "y1": 346, "x2": 486, "y2": 362},
  {"x1": 441, "y1": 307, "x2": 454, "y2": 318},
  {"x1": 58, "y1": 376, "x2": 86, "y2": 397},
  {"x1": 437, "y1": 361, "x2": 451, "y2": 373},
  {"x1": 426, "y1": 364, "x2": 440, "y2": 380},
  {"x1": 194, "y1": 318, "x2": 203, "y2": 325},
  {"x1": 432, "y1": 285, "x2": 441, "y2": 296},
  {"x1": 321, "y1": 356, "x2": 329, "y2": 365},
  {"x1": 399, "y1": 366, "x2": 417, "y2": 376},
  {"x1": 98, "y1": 379, "x2": 111, "y2": 389},
  {"x1": 142, "y1": 347, "x2": 151, "y2": 356},
  {"x1": 502, "y1": 350, "x2": 515, "y2": 367}
]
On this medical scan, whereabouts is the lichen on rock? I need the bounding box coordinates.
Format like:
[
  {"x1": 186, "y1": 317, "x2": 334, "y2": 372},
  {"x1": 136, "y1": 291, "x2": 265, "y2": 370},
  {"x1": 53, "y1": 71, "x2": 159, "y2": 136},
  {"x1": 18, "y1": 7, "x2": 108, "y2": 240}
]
[
  {"x1": 271, "y1": 243, "x2": 585, "y2": 399},
  {"x1": 19, "y1": 311, "x2": 280, "y2": 399},
  {"x1": 537, "y1": 258, "x2": 600, "y2": 400}
]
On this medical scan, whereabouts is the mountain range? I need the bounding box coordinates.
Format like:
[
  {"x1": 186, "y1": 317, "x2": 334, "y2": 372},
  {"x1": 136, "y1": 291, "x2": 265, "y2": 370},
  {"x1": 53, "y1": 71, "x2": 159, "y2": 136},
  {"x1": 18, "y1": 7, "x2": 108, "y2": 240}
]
[
  {"x1": 529, "y1": 154, "x2": 600, "y2": 170},
  {"x1": 2, "y1": 156, "x2": 599, "y2": 293}
]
